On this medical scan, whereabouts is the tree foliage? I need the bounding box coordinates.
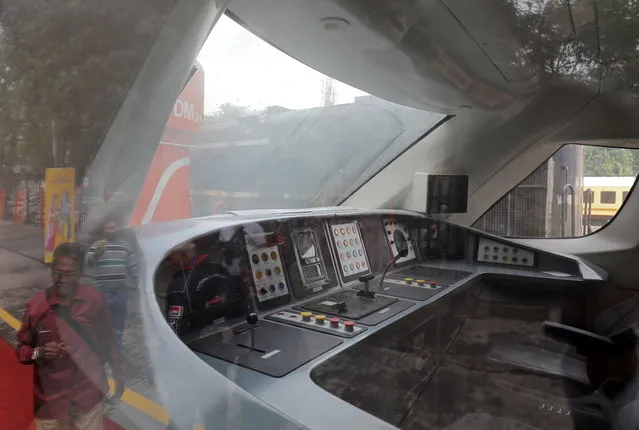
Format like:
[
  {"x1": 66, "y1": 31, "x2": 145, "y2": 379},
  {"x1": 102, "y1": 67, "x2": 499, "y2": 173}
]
[
  {"x1": 0, "y1": 0, "x2": 172, "y2": 185},
  {"x1": 584, "y1": 146, "x2": 639, "y2": 176},
  {"x1": 205, "y1": 103, "x2": 257, "y2": 122}
]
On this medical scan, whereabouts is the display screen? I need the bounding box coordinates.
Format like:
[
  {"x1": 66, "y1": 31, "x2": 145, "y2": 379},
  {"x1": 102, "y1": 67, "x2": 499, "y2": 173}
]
[
  {"x1": 426, "y1": 174, "x2": 469, "y2": 215},
  {"x1": 292, "y1": 228, "x2": 328, "y2": 288},
  {"x1": 329, "y1": 221, "x2": 371, "y2": 282},
  {"x1": 303, "y1": 264, "x2": 322, "y2": 281}
]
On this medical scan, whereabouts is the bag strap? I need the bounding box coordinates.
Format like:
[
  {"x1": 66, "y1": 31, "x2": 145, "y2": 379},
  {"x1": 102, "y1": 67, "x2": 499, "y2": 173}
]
[{"x1": 46, "y1": 288, "x2": 108, "y2": 364}]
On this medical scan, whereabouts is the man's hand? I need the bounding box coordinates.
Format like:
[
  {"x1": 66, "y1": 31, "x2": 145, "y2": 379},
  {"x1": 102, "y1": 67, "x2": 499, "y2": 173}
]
[
  {"x1": 105, "y1": 379, "x2": 125, "y2": 407},
  {"x1": 41, "y1": 341, "x2": 65, "y2": 360}
]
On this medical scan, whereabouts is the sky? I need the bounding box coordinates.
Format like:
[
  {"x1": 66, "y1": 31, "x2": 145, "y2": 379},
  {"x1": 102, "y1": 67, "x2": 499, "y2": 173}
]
[{"x1": 196, "y1": 14, "x2": 367, "y2": 114}]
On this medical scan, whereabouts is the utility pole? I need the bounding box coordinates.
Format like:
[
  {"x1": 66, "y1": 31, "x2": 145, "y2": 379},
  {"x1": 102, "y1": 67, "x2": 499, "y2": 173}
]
[{"x1": 321, "y1": 76, "x2": 335, "y2": 106}]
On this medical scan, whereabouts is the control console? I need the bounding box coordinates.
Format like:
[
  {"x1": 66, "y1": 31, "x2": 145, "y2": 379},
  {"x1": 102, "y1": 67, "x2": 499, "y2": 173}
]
[
  {"x1": 477, "y1": 237, "x2": 535, "y2": 267},
  {"x1": 189, "y1": 316, "x2": 343, "y2": 377},
  {"x1": 150, "y1": 208, "x2": 606, "y2": 430},
  {"x1": 266, "y1": 310, "x2": 366, "y2": 338}
]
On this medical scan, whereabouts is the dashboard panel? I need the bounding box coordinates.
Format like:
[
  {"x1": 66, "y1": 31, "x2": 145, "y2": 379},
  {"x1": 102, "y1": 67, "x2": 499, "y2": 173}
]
[
  {"x1": 151, "y1": 209, "x2": 608, "y2": 430},
  {"x1": 326, "y1": 219, "x2": 372, "y2": 284}
]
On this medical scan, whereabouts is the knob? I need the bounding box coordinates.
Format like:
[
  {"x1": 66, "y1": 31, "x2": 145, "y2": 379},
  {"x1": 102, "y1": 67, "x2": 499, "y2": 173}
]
[
  {"x1": 416, "y1": 279, "x2": 425, "y2": 286},
  {"x1": 315, "y1": 315, "x2": 326, "y2": 325},
  {"x1": 343, "y1": 321, "x2": 355, "y2": 332},
  {"x1": 247, "y1": 313, "x2": 258, "y2": 326},
  {"x1": 259, "y1": 287, "x2": 267, "y2": 295},
  {"x1": 301, "y1": 312, "x2": 312, "y2": 321},
  {"x1": 269, "y1": 284, "x2": 276, "y2": 292},
  {"x1": 329, "y1": 318, "x2": 340, "y2": 328}
]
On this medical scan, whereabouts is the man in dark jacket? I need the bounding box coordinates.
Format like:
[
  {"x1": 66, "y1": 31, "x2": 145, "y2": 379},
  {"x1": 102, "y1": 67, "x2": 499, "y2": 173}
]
[{"x1": 164, "y1": 242, "x2": 244, "y2": 336}]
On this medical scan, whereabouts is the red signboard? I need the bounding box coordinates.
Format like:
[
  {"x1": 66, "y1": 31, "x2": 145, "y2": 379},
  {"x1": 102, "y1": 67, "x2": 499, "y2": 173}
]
[
  {"x1": 165, "y1": 61, "x2": 204, "y2": 133},
  {"x1": 129, "y1": 62, "x2": 204, "y2": 226},
  {"x1": 129, "y1": 131, "x2": 191, "y2": 226},
  {"x1": 13, "y1": 188, "x2": 27, "y2": 224}
]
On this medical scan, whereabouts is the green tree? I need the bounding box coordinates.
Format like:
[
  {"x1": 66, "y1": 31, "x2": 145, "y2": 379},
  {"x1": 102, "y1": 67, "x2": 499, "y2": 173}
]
[
  {"x1": 0, "y1": 0, "x2": 172, "y2": 185},
  {"x1": 205, "y1": 103, "x2": 256, "y2": 122},
  {"x1": 584, "y1": 146, "x2": 636, "y2": 176}
]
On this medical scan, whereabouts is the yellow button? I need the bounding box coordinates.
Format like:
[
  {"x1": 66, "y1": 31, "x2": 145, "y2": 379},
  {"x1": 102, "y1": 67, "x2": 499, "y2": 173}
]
[
  {"x1": 404, "y1": 278, "x2": 413, "y2": 283},
  {"x1": 300, "y1": 312, "x2": 312, "y2": 320},
  {"x1": 315, "y1": 314, "x2": 326, "y2": 323},
  {"x1": 416, "y1": 279, "x2": 425, "y2": 286}
]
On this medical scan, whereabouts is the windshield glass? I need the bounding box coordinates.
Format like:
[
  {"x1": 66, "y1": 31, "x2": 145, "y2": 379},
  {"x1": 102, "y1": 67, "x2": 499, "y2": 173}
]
[{"x1": 189, "y1": 15, "x2": 445, "y2": 215}]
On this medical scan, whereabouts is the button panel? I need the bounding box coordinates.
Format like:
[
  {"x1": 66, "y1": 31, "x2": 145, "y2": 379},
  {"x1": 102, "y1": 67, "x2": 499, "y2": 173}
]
[
  {"x1": 246, "y1": 241, "x2": 289, "y2": 303},
  {"x1": 267, "y1": 311, "x2": 365, "y2": 338},
  {"x1": 330, "y1": 221, "x2": 369, "y2": 277},
  {"x1": 477, "y1": 237, "x2": 534, "y2": 267}
]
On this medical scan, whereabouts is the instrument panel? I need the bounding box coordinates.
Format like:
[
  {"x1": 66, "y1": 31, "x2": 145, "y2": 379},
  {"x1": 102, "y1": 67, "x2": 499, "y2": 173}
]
[
  {"x1": 327, "y1": 220, "x2": 371, "y2": 284},
  {"x1": 159, "y1": 210, "x2": 597, "y2": 379}
]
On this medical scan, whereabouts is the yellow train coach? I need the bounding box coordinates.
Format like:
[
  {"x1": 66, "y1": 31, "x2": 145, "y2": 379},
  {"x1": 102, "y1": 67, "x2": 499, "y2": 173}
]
[{"x1": 583, "y1": 176, "x2": 635, "y2": 224}]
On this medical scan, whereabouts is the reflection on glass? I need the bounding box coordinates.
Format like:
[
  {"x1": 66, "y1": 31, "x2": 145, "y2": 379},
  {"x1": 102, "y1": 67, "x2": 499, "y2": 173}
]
[{"x1": 296, "y1": 232, "x2": 317, "y2": 260}]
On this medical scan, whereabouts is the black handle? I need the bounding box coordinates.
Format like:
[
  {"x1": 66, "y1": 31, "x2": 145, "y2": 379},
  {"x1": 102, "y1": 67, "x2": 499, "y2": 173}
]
[
  {"x1": 359, "y1": 274, "x2": 375, "y2": 283},
  {"x1": 246, "y1": 312, "x2": 258, "y2": 326}
]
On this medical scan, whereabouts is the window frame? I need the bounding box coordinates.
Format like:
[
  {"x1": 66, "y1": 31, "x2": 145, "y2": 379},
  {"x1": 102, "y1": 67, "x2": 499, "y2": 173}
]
[{"x1": 472, "y1": 143, "x2": 639, "y2": 239}]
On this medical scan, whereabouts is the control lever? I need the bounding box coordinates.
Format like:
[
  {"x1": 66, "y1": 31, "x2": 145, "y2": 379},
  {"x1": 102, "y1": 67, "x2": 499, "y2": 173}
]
[
  {"x1": 378, "y1": 247, "x2": 409, "y2": 291},
  {"x1": 246, "y1": 312, "x2": 258, "y2": 352},
  {"x1": 356, "y1": 274, "x2": 376, "y2": 299}
]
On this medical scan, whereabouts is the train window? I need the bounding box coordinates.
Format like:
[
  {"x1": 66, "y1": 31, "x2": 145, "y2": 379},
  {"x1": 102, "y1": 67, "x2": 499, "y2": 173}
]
[
  {"x1": 187, "y1": 13, "x2": 445, "y2": 215},
  {"x1": 473, "y1": 144, "x2": 639, "y2": 238},
  {"x1": 600, "y1": 191, "x2": 617, "y2": 204}
]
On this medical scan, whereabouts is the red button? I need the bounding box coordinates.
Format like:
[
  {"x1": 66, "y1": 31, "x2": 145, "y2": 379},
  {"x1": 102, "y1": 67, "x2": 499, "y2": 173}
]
[
  {"x1": 278, "y1": 312, "x2": 285, "y2": 315},
  {"x1": 429, "y1": 281, "x2": 437, "y2": 287},
  {"x1": 343, "y1": 321, "x2": 355, "y2": 332},
  {"x1": 328, "y1": 318, "x2": 340, "y2": 327},
  {"x1": 290, "y1": 315, "x2": 297, "y2": 318}
]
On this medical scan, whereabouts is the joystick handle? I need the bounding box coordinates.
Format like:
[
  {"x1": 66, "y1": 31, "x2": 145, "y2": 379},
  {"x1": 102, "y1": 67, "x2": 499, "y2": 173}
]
[
  {"x1": 357, "y1": 273, "x2": 376, "y2": 299},
  {"x1": 359, "y1": 274, "x2": 375, "y2": 283},
  {"x1": 247, "y1": 312, "x2": 258, "y2": 352},
  {"x1": 247, "y1": 312, "x2": 258, "y2": 326}
]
